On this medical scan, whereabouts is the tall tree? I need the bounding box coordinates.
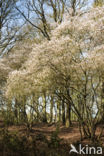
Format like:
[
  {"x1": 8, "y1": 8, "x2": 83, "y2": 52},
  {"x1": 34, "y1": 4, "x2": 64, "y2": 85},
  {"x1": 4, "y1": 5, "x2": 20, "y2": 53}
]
[{"x1": 0, "y1": 0, "x2": 27, "y2": 56}]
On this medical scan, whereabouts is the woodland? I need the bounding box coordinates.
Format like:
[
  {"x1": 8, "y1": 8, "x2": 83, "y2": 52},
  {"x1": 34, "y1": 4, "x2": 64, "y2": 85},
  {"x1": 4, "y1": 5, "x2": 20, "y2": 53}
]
[{"x1": 0, "y1": 0, "x2": 104, "y2": 156}]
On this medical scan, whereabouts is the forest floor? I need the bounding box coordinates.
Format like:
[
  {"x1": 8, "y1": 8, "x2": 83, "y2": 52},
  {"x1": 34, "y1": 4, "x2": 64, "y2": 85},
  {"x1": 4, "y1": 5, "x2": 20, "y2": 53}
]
[
  {"x1": 7, "y1": 122, "x2": 81, "y2": 144},
  {"x1": 5, "y1": 122, "x2": 104, "y2": 144},
  {"x1": 0, "y1": 120, "x2": 104, "y2": 156}
]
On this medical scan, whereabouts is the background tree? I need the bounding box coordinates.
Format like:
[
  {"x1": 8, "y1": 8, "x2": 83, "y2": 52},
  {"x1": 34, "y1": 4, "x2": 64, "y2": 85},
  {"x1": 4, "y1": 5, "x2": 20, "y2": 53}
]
[{"x1": 0, "y1": 0, "x2": 17, "y2": 54}]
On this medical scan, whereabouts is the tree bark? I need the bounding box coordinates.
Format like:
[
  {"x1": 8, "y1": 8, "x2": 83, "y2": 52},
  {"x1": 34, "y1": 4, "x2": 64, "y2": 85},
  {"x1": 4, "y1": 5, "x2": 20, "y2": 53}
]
[{"x1": 62, "y1": 98, "x2": 65, "y2": 125}]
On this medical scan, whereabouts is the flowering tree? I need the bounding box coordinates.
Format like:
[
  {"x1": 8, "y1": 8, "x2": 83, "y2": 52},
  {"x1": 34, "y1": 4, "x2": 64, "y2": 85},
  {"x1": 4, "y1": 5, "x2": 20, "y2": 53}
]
[
  {"x1": 6, "y1": 6, "x2": 104, "y2": 140},
  {"x1": 0, "y1": 39, "x2": 33, "y2": 124}
]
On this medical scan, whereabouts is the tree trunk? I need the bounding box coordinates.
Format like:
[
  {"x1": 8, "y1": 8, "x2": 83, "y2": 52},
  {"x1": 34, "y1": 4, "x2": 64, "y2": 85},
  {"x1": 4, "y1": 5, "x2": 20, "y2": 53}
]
[
  {"x1": 43, "y1": 93, "x2": 47, "y2": 123},
  {"x1": 50, "y1": 96, "x2": 53, "y2": 123},
  {"x1": 62, "y1": 98, "x2": 65, "y2": 125},
  {"x1": 57, "y1": 101, "x2": 61, "y2": 123},
  {"x1": 66, "y1": 88, "x2": 72, "y2": 127}
]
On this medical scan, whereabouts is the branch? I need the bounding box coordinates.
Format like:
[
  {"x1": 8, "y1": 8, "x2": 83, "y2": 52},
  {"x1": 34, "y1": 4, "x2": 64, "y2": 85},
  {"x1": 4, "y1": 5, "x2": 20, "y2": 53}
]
[{"x1": 15, "y1": 6, "x2": 50, "y2": 40}]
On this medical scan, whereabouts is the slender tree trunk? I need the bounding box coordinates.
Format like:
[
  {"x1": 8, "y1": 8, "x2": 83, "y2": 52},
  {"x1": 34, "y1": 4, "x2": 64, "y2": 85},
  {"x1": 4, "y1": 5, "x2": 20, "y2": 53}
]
[
  {"x1": 54, "y1": 102, "x2": 57, "y2": 123},
  {"x1": 69, "y1": 102, "x2": 72, "y2": 126},
  {"x1": 22, "y1": 97, "x2": 27, "y2": 123},
  {"x1": 66, "y1": 88, "x2": 72, "y2": 127},
  {"x1": 36, "y1": 100, "x2": 39, "y2": 122},
  {"x1": 43, "y1": 93, "x2": 47, "y2": 123},
  {"x1": 66, "y1": 103, "x2": 70, "y2": 127},
  {"x1": 62, "y1": 98, "x2": 65, "y2": 125},
  {"x1": 66, "y1": 102, "x2": 71, "y2": 127},
  {"x1": 50, "y1": 96, "x2": 53, "y2": 123},
  {"x1": 57, "y1": 101, "x2": 61, "y2": 123},
  {"x1": 14, "y1": 98, "x2": 18, "y2": 123}
]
